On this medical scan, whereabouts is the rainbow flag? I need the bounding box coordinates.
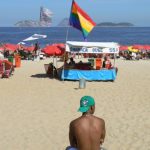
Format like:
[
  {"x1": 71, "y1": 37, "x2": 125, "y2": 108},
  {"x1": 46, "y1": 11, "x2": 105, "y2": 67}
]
[{"x1": 69, "y1": 0, "x2": 96, "y2": 39}]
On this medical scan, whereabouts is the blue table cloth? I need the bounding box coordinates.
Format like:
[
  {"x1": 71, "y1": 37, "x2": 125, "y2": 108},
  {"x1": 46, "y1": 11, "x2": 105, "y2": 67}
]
[{"x1": 61, "y1": 69, "x2": 117, "y2": 81}]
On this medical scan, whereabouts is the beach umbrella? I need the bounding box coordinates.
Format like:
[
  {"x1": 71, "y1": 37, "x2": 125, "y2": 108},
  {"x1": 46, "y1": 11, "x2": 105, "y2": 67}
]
[
  {"x1": 143, "y1": 45, "x2": 150, "y2": 50},
  {"x1": 128, "y1": 46, "x2": 139, "y2": 53},
  {"x1": 0, "y1": 47, "x2": 4, "y2": 51},
  {"x1": 42, "y1": 44, "x2": 65, "y2": 56},
  {"x1": 23, "y1": 34, "x2": 47, "y2": 42},
  {"x1": 52, "y1": 43, "x2": 65, "y2": 49},
  {"x1": 17, "y1": 42, "x2": 26, "y2": 45},
  {"x1": 132, "y1": 45, "x2": 144, "y2": 50},
  {"x1": 119, "y1": 45, "x2": 129, "y2": 51},
  {"x1": 42, "y1": 44, "x2": 65, "y2": 77},
  {"x1": 4, "y1": 43, "x2": 19, "y2": 51}
]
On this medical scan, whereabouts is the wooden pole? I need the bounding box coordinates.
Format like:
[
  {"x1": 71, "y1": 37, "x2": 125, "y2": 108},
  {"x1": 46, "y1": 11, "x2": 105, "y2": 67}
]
[
  {"x1": 114, "y1": 53, "x2": 116, "y2": 67},
  {"x1": 62, "y1": 26, "x2": 70, "y2": 81},
  {"x1": 53, "y1": 55, "x2": 54, "y2": 78}
]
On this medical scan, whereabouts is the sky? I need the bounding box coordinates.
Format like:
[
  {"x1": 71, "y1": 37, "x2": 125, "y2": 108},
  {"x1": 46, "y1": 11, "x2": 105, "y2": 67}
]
[{"x1": 0, "y1": 0, "x2": 149, "y2": 27}]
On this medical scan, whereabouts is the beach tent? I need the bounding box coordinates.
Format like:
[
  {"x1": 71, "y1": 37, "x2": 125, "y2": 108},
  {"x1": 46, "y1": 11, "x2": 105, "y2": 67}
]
[
  {"x1": 61, "y1": 41, "x2": 119, "y2": 81},
  {"x1": 23, "y1": 34, "x2": 47, "y2": 42}
]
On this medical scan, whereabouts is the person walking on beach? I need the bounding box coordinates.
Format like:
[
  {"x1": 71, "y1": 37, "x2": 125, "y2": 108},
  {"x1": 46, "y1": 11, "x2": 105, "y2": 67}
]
[
  {"x1": 34, "y1": 42, "x2": 40, "y2": 55},
  {"x1": 66, "y1": 96, "x2": 106, "y2": 150}
]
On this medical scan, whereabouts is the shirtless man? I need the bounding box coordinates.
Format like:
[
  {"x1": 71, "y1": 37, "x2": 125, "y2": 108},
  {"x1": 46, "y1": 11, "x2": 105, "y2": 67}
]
[{"x1": 66, "y1": 96, "x2": 106, "y2": 150}]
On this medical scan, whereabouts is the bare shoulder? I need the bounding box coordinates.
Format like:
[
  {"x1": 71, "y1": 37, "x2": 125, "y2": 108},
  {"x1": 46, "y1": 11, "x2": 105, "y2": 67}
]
[
  {"x1": 93, "y1": 116, "x2": 105, "y2": 124},
  {"x1": 69, "y1": 117, "x2": 82, "y2": 127}
]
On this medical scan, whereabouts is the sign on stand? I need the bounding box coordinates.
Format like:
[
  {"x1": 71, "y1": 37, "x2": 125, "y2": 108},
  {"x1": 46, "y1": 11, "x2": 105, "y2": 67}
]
[{"x1": 66, "y1": 41, "x2": 119, "y2": 54}]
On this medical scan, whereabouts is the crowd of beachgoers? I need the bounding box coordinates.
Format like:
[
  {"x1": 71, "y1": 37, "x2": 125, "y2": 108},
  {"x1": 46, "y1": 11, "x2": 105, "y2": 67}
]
[
  {"x1": 0, "y1": 43, "x2": 41, "y2": 60},
  {"x1": 0, "y1": 42, "x2": 150, "y2": 79},
  {"x1": 1, "y1": 43, "x2": 150, "y2": 60}
]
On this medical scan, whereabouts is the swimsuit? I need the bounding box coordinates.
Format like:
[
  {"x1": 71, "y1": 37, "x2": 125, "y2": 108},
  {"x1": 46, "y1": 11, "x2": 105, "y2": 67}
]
[{"x1": 66, "y1": 146, "x2": 106, "y2": 150}]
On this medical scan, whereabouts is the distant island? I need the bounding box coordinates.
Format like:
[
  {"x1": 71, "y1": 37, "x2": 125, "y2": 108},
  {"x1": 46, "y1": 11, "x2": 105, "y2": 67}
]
[
  {"x1": 15, "y1": 7, "x2": 53, "y2": 27},
  {"x1": 57, "y1": 18, "x2": 134, "y2": 27},
  {"x1": 97, "y1": 22, "x2": 134, "y2": 27}
]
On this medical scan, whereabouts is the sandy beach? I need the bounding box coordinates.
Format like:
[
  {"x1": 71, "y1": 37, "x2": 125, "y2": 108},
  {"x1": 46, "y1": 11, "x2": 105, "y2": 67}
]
[{"x1": 0, "y1": 58, "x2": 150, "y2": 150}]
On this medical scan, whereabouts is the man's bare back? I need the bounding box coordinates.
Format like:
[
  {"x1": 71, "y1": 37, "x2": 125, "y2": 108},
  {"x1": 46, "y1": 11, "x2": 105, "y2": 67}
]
[{"x1": 68, "y1": 96, "x2": 106, "y2": 150}]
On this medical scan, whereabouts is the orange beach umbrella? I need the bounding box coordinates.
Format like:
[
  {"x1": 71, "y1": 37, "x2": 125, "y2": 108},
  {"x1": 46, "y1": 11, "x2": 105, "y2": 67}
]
[
  {"x1": 119, "y1": 45, "x2": 129, "y2": 51},
  {"x1": 42, "y1": 43, "x2": 65, "y2": 56},
  {"x1": 4, "y1": 43, "x2": 19, "y2": 51}
]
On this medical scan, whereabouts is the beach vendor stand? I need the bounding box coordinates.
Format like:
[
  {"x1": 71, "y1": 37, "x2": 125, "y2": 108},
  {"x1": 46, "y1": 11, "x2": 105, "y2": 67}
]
[{"x1": 61, "y1": 41, "x2": 119, "y2": 81}]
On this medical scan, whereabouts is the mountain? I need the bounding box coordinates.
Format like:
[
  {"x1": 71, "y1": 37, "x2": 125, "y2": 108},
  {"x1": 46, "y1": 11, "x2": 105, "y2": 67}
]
[
  {"x1": 15, "y1": 7, "x2": 53, "y2": 27},
  {"x1": 39, "y1": 7, "x2": 53, "y2": 27},
  {"x1": 57, "y1": 18, "x2": 69, "y2": 27},
  {"x1": 57, "y1": 18, "x2": 134, "y2": 27},
  {"x1": 97, "y1": 22, "x2": 134, "y2": 27},
  {"x1": 15, "y1": 20, "x2": 40, "y2": 27}
]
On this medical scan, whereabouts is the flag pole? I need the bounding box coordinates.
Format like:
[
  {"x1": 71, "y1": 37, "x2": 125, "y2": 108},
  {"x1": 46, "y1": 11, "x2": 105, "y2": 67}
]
[
  {"x1": 62, "y1": 0, "x2": 74, "y2": 81},
  {"x1": 62, "y1": 26, "x2": 70, "y2": 81}
]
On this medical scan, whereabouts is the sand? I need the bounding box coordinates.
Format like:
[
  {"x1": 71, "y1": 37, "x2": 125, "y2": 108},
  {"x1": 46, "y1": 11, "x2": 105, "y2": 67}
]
[{"x1": 0, "y1": 58, "x2": 150, "y2": 150}]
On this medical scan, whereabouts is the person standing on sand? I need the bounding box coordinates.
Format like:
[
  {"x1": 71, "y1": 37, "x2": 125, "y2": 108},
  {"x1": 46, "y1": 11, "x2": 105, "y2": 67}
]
[{"x1": 66, "y1": 96, "x2": 106, "y2": 150}]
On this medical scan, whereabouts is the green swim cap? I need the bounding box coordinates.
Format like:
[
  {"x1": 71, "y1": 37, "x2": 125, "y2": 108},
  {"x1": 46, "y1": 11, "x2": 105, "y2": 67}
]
[{"x1": 78, "y1": 96, "x2": 95, "y2": 112}]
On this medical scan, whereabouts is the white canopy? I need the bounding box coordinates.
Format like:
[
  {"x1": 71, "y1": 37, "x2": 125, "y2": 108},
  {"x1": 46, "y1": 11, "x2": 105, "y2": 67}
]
[
  {"x1": 66, "y1": 41, "x2": 119, "y2": 54},
  {"x1": 23, "y1": 34, "x2": 47, "y2": 41},
  {"x1": 17, "y1": 42, "x2": 26, "y2": 45}
]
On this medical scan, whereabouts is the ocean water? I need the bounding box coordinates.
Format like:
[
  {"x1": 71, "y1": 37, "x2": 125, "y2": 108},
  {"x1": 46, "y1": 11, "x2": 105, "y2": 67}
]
[{"x1": 0, "y1": 27, "x2": 150, "y2": 47}]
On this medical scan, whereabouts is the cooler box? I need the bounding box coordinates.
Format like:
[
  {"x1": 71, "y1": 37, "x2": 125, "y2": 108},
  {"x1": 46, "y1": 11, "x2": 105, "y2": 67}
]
[
  {"x1": 15, "y1": 55, "x2": 21, "y2": 67},
  {"x1": 96, "y1": 58, "x2": 102, "y2": 70}
]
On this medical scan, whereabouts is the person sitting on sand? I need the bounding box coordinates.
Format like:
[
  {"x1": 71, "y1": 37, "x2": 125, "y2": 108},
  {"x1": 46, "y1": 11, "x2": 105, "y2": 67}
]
[
  {"x1": 66, "y1": 96, "x2": 106, "y2": 150},
  {"x1": 69, "y1": 57, "x2": 75, "y2": 66},
  {"x1": 47, "y1": 63, "x2": 57, "y2": 78}
]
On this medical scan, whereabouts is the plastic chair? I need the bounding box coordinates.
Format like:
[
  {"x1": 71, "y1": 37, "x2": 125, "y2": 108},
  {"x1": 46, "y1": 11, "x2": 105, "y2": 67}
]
[
  {"x1": 2, "y1": 60, "x2": 14, "y2": 78},
  {"x1": 0, "y1": 61, "x2": 4, "y2": 77}
]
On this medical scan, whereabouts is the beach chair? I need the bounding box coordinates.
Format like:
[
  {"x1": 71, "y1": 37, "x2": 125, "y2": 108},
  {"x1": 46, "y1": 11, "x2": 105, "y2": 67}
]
[
  {"x1": 2, "y1": 60, "x2": 14, "y2": 78},
  {"x1": 0, "y1": 61, "x2": 4, "y2": 78}
]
